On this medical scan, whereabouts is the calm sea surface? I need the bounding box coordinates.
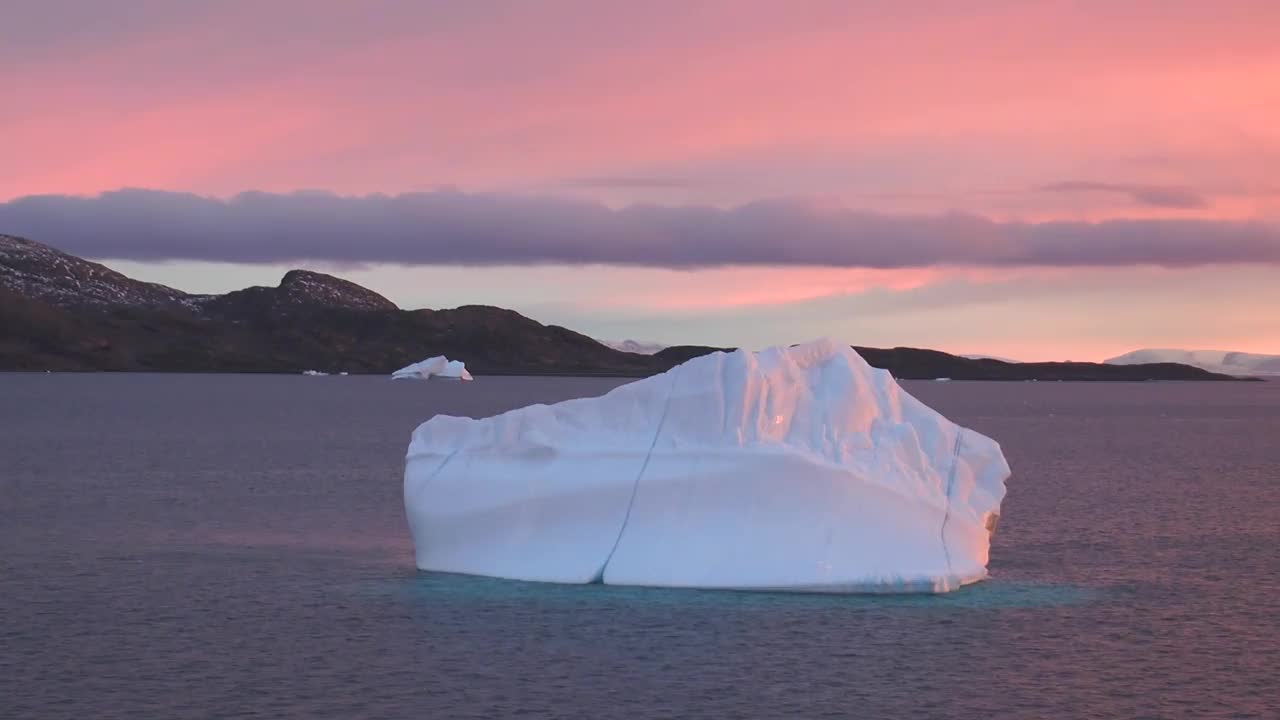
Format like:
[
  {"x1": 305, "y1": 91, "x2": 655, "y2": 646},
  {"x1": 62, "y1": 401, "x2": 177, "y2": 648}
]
[{"x1": 2, "y1": 374, "x2": 1278, "y2": 719}]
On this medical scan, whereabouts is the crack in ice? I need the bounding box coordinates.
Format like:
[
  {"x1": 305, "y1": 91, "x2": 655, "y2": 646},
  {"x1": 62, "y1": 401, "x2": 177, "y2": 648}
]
[
  {"x1": 595, "y1": 364, "x2": 684, "y2": 583},
  {"x1": 939, "y1": 430, "x2": 964, "y2": 582}
]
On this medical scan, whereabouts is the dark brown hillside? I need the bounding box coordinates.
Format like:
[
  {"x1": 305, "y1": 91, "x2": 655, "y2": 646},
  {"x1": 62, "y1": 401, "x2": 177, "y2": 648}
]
[{"x1": 0, "y1": 233, "x2": 1251, "y2": 381}]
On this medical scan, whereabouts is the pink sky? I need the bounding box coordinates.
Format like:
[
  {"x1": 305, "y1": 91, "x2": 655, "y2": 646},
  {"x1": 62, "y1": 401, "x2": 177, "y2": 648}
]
[{"x1": 2, "y1": 1, "x2": 1278, "y2": 358}]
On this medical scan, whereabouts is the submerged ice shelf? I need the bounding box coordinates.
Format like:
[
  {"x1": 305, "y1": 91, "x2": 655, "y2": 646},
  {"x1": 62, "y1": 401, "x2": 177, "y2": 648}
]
[{"x1": 403, "y1": 338, "x2": 1010, "y2": 593}]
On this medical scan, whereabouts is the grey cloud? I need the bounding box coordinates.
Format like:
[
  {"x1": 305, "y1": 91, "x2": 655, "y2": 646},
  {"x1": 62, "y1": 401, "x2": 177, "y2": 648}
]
[
  {"x1": 1, "y1": 188, "x2": 1276, "y2": 269},
  {"x1": 1039, "y1": 181, "x2": 1208, "y2": 209}
]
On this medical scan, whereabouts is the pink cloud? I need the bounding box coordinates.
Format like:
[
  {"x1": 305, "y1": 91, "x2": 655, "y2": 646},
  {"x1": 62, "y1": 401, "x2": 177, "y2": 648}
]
[
  {"x1": 587, "y1": 267, "x2": 949, "y2": 312},
  {"x1": 4, "y1": 1, "x2": 1279, "y2": 219}
]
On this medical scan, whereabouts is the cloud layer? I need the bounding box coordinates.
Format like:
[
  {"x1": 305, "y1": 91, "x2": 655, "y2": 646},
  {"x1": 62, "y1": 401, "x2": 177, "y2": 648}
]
[
  {"x1": 1039, "y1": 181, "x2": 1209, "y2": 209},
  {"x1": 2, "y1": 189, "x2": 1277, "y2": 269}
]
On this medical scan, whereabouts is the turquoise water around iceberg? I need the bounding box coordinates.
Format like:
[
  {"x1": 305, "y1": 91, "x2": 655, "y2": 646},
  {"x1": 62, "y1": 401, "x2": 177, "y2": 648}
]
[{"x1": 382, "y1": 571, "x2": 1101, "y2": 610}]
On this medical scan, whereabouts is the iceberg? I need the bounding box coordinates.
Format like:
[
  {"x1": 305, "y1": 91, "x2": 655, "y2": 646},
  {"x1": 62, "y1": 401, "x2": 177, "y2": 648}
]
[
  {"x1": 441, "y1": 360, "x2": 473, "y2": 381},
  {"x1": 392, "y1": 355, "x2": 473, "y2": 381},
  {"x1": 403, "y1": 339, "x2": 1010, "y2": 593}
]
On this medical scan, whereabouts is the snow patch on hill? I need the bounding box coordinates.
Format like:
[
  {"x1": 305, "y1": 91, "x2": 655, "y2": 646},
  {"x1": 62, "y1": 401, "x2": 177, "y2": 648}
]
[
  {"x1": 604, "y1": 339, "x2": 667, "y2": 355},
  {"x1": 1106, "y1": 349, "x2": 1280, "y2": 377},
  {"x1": 0, "y1": 233, "x2": 191, "y2": 308},
  {"x1": 963, "y1": 354, "x2": 1022, "y2": 363},
  {"x1": 1, "y1": 234, "x2": 397, "y2": 314}
]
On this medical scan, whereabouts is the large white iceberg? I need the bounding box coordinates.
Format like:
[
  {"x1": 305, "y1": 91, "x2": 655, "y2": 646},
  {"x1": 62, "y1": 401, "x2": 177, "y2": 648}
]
[
  {"x1": 392, "y1": 356, "x2": 473, "y2": 381},
  {"x1": 404, "y1": 339, "x2": 1010, "y2": 593}
]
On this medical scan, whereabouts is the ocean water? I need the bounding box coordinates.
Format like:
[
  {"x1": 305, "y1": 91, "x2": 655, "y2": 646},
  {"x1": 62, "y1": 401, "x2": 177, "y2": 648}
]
[{"x1": 2, "y1": 374, "x2": 1277, "y2": 719}]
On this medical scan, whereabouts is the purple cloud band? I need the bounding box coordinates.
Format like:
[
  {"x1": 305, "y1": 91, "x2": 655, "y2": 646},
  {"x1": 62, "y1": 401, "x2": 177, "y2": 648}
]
[
  {"x1": 2, "y1": 188, "x2": 1276, "y2": 268},
  {"x1": 1038, "y1": 181, "x2": 1208, "y2": 209}
]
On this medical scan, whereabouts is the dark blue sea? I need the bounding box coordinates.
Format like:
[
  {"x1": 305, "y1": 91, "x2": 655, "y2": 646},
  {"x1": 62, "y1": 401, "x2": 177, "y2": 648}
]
[{"x1": 3, "y1": 374, "x2": 1278, "y2": 719}]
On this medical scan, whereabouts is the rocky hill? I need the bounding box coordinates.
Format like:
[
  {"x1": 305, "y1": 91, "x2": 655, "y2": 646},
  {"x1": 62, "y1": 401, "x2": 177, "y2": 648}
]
[
  {"x1": 0, "y1": 234, "x2": 1251, "y2": 380},
  {"x1": 0, "y1": 233, "x2": 193, "y2": 308}
]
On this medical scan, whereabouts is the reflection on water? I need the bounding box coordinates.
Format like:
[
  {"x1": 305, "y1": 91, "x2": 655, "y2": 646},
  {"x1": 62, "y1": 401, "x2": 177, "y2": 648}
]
[{"x1": 382, "y1": 572, "x2": 1102, "y2": 611}]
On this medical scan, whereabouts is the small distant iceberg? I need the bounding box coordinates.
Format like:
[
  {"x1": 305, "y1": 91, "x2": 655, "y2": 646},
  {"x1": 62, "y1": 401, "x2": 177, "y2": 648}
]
[
  {"x1": 301, "y1": 370, "x2": 328, "y2": 376},
  {"x1": 392, "y1": 355, "x2": 473, "y2": 381}
]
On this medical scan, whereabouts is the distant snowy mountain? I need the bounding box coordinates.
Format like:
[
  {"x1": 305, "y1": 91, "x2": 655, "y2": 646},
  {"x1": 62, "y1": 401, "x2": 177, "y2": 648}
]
[
  {"x1": 1106, "y1": 349, "x2": 1280, "y2": 377},
  {"x1": 604, "y1": 339, "x2": 667, "y2": 355}
]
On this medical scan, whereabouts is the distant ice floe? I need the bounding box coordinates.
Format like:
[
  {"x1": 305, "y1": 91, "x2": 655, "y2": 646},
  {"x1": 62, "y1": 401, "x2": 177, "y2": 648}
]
[
  {"x1": 404, "y1": 338, "x2": 1010, "y2": 594},
  {"x1": 392, "y1": 356, "x2": 473, "y2": 381},
  {"x1": 301, "y1": 370, "x2": 328, "y2": 376}
]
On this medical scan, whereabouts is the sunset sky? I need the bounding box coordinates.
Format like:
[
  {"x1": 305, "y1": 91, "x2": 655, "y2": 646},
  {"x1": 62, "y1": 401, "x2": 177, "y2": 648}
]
[{"x1": 3, "y1": 0, "x2": 1278, "y2": 360}]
